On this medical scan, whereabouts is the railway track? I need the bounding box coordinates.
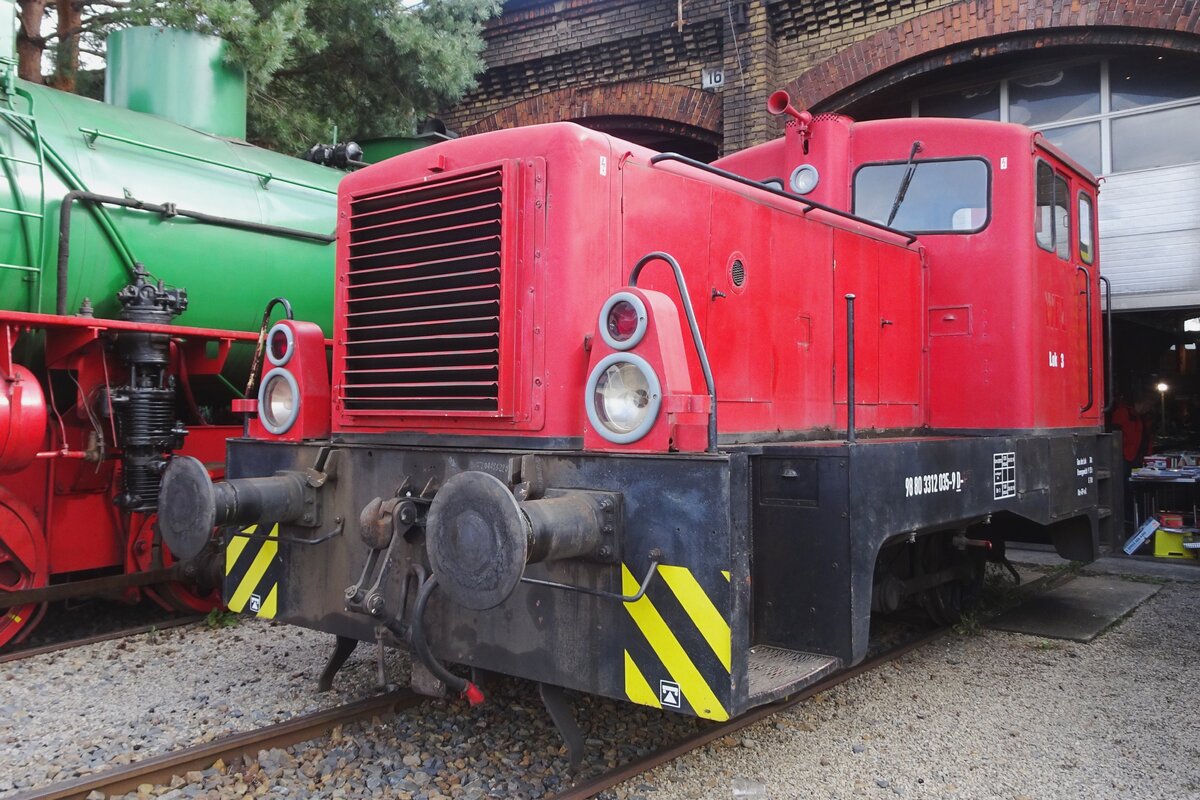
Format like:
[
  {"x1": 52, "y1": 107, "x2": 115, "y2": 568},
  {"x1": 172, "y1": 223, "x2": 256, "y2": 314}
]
[
  {"x1": 551, "y1": 562, "x2": 1084, "y2": 799},
  {"x1": 11, "y1": 562, "x2": 1079, "y2": 800},
  {"x1": 0, "y1": 615, "x2": 204, "y2": 665},
  {"x1": 14, "y1": 690, "x2": 423, "y2": 800},
  {"x1": 10, "y1": 626, "x2": 945, "y2": 800},
  {"x1": 552, "y1": 626, "x2": 946, "y2": 800}
]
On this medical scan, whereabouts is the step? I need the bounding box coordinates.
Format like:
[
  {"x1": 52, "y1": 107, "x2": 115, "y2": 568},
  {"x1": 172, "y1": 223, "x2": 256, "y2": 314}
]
[
  {"x1": 747, "y1": 645, "x2": 840, "y2": 706},
  {"x1": 1095, "y1": 468, "x2": 1112, "y2": 481},
  {"x1": 1098, "y1": 505, "x2": 1112, "y2": 519}
]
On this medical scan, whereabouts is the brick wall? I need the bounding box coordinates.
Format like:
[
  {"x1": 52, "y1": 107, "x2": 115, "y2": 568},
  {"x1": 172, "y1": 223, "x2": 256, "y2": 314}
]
[{"x1": 445, "y1": 0, "x2": 1200, "y2": 154}]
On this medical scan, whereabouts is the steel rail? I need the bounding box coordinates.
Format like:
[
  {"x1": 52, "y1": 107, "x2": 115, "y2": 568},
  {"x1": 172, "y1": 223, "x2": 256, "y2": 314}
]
[
  {"x1": 553, "y1": 563, "x2": 1083, "y2": 800},
  {"x1": 550, "y1": 627, "x2": 948, "y2": 800},
  {"x1": 15, "y1": 690, "x2": 423, "y2": 800},
  {"x1": 0, "y1": 615, "x2": 204, "y2": 665}
]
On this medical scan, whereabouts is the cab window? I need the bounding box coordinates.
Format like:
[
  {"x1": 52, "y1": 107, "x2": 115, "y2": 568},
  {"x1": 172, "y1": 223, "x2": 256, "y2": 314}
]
[
  {"x1": 1035, "y1": 160, "x2": 1071, "y2": 260},
  {"x1": 1078, "y1": 192, "x2": 1095, "y2": 264},
  {"x1": 853, "y1": 158, "x2": 990, "y2": 233}
]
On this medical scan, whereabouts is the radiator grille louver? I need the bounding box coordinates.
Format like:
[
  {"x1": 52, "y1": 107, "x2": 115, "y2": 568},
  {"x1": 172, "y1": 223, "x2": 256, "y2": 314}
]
[{"x1": 341, "y1": 167, "x2": 506, "y2": 413}]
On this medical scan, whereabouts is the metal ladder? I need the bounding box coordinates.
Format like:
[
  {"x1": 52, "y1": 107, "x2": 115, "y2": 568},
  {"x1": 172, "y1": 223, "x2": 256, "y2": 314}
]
[{"x1": 0, "y1": 86, "x2": 47, "y2": 312}]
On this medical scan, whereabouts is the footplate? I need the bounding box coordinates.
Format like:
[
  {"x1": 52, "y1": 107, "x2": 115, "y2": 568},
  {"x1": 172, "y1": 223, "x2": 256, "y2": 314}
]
[{"x1": 747, "y1": 646, "x2": 839, "y2": 706}]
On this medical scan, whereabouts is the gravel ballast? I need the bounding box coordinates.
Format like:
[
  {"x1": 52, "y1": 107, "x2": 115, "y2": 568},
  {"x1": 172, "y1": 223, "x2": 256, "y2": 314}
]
[
  {"x1": 0, "y1": 621, "x2": 407, "y2": 796},
  {"x1": 1, "y1": 564, "x2": 1195, "y2": 799},
  {"x1": 620, "y1": 575, "x2": 1199, "y2": 800}
]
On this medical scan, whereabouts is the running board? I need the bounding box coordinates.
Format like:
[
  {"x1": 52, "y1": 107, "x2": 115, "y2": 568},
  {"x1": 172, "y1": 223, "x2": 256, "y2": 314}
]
[{"x1": 747, "y1": 646, "x2": 840, "y2": 706}]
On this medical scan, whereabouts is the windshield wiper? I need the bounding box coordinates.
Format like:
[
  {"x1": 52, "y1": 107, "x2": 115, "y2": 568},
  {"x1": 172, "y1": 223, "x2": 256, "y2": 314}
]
[{"x1": 885, "y1": 140, "x2": 924, "y2": 227}]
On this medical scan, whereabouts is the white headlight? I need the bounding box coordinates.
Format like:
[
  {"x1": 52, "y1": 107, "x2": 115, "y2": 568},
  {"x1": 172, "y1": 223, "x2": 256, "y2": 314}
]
[
  {"x1": 258, "y1": 367, "x2": 300, "y2": 434},
  {"x1": 585, "y1": 352, "x2": 662, "y2": 444}
]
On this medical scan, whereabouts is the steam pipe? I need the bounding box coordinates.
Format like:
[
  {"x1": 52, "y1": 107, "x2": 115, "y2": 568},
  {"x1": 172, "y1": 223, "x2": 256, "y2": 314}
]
[{"x1": 57, "y1": 190, "x2": 334, "y2": 315}]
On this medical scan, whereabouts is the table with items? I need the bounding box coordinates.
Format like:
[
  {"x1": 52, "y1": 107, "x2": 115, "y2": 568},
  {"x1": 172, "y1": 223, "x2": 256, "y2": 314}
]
[{"x1": 1127, "y1": 453, "x2": 1200, "y2": 558}]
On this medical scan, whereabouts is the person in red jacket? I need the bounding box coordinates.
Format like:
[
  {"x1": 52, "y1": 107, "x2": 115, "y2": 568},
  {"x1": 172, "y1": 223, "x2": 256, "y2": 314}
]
[
  {"x1": 1111, "y1": 393, "x2": 1155, "y2": 468},
  {"x1": 1109, "y1": 392, "x2": 1155, "y2": 527}
]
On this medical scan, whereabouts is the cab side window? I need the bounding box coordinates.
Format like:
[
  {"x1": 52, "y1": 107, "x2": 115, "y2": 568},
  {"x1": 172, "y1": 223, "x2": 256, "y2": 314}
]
[
  {"x1": 1035, "y1": 160, "x2": 1072, "y2": 261},
  {"x1": 1054, "y1": 174, "x2": 1070, "y2": 260},
  {"x1": 1078, "y1": 192, "x2": 1095, "y2": 264}
]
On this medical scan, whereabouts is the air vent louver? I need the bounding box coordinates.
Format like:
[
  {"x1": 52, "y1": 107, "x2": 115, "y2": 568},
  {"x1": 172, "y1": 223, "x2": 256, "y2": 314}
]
[{"x1": 341, "y1": 167, "x2": 506, "y2": 413}]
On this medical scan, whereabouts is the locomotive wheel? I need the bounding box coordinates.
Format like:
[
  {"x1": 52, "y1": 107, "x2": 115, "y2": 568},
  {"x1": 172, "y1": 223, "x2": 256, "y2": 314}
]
[
  {"x1": 917, "y1": 535, "x2": 986, "y2": 626},
  {"x1": 130, "y1": 515, "x2": 221, "y2": 615},
  {"x1": 0, "y1": 490, "x2": 49, "y2": 648}
]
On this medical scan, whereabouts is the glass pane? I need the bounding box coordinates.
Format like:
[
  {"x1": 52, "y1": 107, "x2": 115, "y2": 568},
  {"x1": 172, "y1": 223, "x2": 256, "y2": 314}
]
[
  {"x1": 1078, "y1": 194, "x2": 1094, "y2": 265},
  {"x1": 1112, "y1": 104, "x2": 1200, "y2": 172},
  {"x1": 1111, "y1": 53, "x2": 1200, "y2": 112},
  {"x1": 1009, "y1": 64, "x2": 1100, "y2": 126},
  {"x1": 1035, "y1": 162, "x2": 1054, "y2": 252},
  {"x1": 919, "y1": 84, "x2": 1000, "y2": 120},
  {"x1": 1039, "y1": 121, "x2": 1101, "y2": 176},
  {"x1": 853, "y1": 159, "x2": 990, "y2": 233},
  {"x1": 1054, "y1": 174, "x2": 1070, "y2": 260},
  {"x1": 856, "y1": 96, "x2": 914, "y2": 120}
]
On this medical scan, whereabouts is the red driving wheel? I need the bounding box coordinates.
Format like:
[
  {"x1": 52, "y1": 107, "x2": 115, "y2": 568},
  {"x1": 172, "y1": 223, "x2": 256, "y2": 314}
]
[
  {"x1": 129, "y1": 514, "x2": 221, "y2": 614},
  {"x1": 0, "y1": 488, "x2": 48, "y2": 648}
]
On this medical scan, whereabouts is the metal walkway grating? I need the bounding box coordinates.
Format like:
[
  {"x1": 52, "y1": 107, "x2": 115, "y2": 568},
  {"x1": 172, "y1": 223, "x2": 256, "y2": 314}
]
[{"x1": 747, "y1": 646, "x2": 839, "y2": 706}]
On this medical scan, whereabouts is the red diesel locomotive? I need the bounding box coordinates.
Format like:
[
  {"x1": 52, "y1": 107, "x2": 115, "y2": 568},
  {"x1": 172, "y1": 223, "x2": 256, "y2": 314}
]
[{"x1": 159, "y1": 92, "x2": 1118, "y2": 760}]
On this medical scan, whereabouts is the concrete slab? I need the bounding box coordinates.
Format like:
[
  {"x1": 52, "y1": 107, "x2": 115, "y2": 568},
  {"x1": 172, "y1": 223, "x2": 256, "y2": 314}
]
[
  {"x1": 988, "y1": 574, "x2": 1161, "y2": 642},
  {"x1": 1007, "y1": 546, "x2": 1200, "y2": 583}
]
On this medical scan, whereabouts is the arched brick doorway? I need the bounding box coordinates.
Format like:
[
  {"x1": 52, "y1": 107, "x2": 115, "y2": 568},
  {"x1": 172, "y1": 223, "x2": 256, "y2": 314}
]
[
  {"x1": 781, "y1": 0, "x2": 1200, "y2": 111},
  {"x1": 465, "y1": 81, "x2": 723, "y2": 161}
]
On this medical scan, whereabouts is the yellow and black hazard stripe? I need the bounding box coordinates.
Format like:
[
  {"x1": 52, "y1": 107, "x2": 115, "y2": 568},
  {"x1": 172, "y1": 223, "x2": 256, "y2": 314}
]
[
  {"x1": 223, "y1": 524, "x2": 280, "y2": 619},
  {"x1": 622, "y1": 563, "x2": 731, "y2": 721}
]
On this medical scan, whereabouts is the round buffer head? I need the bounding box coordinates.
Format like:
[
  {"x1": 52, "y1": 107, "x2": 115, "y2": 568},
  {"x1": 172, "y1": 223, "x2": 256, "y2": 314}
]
[
  {"x1": 157, "y1": 455, "x2": 217, "y2": 561},
  {"x1": 425, "y1": 471, "x2": 529, "y2": 611}
]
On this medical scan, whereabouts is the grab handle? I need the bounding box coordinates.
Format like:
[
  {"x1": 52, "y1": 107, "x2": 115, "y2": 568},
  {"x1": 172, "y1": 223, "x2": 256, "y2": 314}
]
[{"x1": 1077, "y1": 266, "x2": 1094, "y2": 414}]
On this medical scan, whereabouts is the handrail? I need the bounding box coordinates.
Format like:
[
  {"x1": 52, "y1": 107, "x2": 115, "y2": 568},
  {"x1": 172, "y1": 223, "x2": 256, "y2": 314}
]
[
  {"x1": 648, "y1": 152, "x2": 919, "y2": 244},
  {"x1": 1099, "y1": 275, "x2": 1114, "y2": 413},
  {"x1": 845, "y1": 293, "x2": 857, "y2": 443},
  {"x1": 80, "y1": 128, "x2": 337, "y2": 194},
  {"x1": 628, "y1": 251, "x2": 718, "y2": 453},
  {"x1": 1077, "y1": 265, "x2": 1094, "y2": 414}
]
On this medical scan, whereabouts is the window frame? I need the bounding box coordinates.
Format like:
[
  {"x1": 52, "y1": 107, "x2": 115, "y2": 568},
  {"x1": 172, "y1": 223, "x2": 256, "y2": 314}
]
[
  {"x1": 1077, "y1": 190, "x2": 1095, "y2": 265},
  {"x1": 850, "y1": 155, "x2": 993, "y2": 236},
  {"x1": 1035, "y1": 159, "x2": 1055, "y2": 254},
  {"x1": 1034, "y1": 158, "x2": 1073, "y2": 260},
  {"x1": 913, "y1": 56, "x2": 1200, "y2": 176}
]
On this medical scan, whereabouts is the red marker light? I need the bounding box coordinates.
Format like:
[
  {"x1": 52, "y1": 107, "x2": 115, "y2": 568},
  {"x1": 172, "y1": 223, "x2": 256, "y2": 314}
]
[
  {"x1": 606, "y1": 300, "x2": 639, "y2": 342},
  {"x1": 269, "y1": 328, "x2": 290, "y2": 362}
]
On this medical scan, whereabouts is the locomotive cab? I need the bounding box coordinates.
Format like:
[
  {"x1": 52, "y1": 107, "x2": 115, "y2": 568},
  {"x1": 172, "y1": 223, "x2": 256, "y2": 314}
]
[
  {"x1": 717, "y1": 98, "x2": 1105, "y2": 433},
  {"x1": 159, "y1": 97, "x2": 1119, "y2": 764}
]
